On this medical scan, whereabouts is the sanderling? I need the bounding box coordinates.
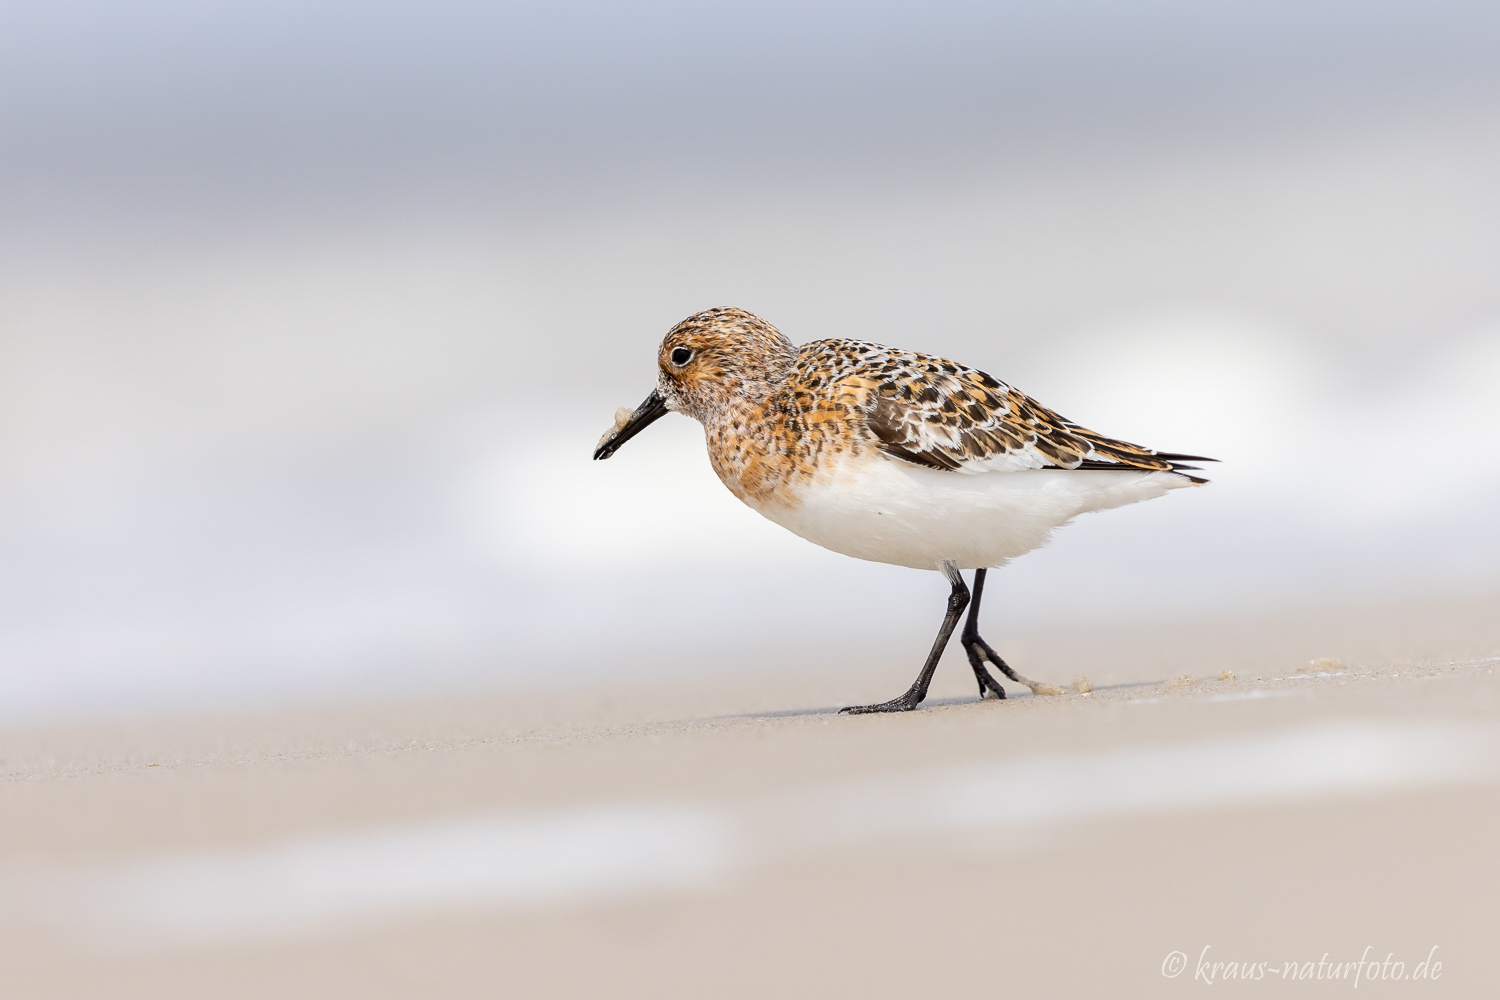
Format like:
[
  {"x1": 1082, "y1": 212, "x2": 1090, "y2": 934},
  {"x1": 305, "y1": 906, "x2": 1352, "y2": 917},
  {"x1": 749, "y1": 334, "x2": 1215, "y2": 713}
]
[{"x1": 595, "y1": 307, "x2": 1214, "y2": 714}]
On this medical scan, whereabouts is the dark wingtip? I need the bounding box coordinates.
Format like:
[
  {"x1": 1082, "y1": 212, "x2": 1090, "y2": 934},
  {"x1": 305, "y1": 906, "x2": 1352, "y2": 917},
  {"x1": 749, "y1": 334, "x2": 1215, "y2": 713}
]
[
  {"x1": 1153, "y1": 452, "x2": 1219, "y2": 463},
  {"x1": 1073, "y1": 453, "x2": 1216, "y2": 484},
  {"x1": 1159, "y1": 451, "x2": 1217, "y2": 484}
]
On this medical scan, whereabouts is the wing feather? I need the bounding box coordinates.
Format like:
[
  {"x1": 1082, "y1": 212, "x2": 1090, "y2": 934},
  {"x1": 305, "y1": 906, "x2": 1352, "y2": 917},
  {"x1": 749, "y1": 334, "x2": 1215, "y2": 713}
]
[{"x1": 816, "y1": 340, "x2": 1215, "y2": 482}]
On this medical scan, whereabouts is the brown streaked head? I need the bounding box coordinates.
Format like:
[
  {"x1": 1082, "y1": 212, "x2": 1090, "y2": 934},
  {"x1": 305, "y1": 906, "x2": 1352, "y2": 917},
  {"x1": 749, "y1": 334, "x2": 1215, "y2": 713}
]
[{"x1": 594, "y1": 307, "x2": 795, "y2": 460}]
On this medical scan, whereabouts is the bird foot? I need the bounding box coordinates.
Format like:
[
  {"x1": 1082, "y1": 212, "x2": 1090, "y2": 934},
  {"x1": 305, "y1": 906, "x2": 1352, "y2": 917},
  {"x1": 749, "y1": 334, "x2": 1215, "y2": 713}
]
[
  {"x1": 972, "y1": 667, "x2": 1007, "y2": 700},
  {"x1": 965, "y1": 641, "x2": 1008, "y2": 700},
  {"x1": 839, "y1": 693, "x2": 923, "y2": 714},
  {"x1": 967, "y1": 634, "x2": 1063, "y2": 696}
]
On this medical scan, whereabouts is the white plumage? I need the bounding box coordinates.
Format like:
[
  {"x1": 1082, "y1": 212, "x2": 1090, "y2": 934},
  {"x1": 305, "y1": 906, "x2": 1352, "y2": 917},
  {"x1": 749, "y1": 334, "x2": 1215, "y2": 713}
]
[{"x1": 756, "y1": 456, "x2": 1191, "y2": 571}]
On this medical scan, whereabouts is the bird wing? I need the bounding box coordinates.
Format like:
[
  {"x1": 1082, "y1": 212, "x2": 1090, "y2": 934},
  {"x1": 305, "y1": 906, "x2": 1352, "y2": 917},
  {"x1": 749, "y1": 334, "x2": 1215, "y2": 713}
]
[{"x1": 823, "y1": 341, "x2": 1213, "y2": 480}]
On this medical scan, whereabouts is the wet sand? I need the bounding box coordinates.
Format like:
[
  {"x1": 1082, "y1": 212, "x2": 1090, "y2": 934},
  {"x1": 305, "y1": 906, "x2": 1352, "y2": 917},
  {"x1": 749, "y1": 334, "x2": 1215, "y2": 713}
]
[{"x1": 2, "y1": 590, "x2": 1497, "y2": 998}]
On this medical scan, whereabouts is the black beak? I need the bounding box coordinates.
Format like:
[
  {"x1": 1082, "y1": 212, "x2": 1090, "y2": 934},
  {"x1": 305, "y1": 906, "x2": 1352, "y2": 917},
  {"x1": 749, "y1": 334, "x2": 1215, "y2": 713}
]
[{"x1": 593, "y1": 390, "x2": 670, "y2": 460}]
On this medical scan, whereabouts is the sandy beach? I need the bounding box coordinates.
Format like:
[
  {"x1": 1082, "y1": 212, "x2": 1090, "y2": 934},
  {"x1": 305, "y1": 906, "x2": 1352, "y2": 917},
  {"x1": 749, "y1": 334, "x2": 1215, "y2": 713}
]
[{"x1": 3, "y1": 591, "x2": 1496, "y2": 998}]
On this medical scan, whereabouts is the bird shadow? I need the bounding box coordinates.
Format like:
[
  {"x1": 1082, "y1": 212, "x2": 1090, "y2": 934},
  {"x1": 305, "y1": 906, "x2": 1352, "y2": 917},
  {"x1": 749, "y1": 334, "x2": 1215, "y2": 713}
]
[
  {"x1": 683, "y1": 679, "x2": 1162, "y2": 725},
  {"x1": 695, "y1": 693, "x2": 1003, "y2": 724}
]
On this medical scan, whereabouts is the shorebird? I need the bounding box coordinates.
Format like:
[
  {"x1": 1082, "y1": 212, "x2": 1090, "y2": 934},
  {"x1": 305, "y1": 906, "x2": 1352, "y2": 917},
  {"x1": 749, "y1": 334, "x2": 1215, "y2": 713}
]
[{"x1": 594, "y1": 307, "x2": 1214, "y2": 713}]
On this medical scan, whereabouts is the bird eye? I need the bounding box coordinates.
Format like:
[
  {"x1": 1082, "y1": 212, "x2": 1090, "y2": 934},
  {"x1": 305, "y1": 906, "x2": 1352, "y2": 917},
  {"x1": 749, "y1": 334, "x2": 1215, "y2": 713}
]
[{"x1": 670, "y1": 347, "x2": 693, "y2": 366}]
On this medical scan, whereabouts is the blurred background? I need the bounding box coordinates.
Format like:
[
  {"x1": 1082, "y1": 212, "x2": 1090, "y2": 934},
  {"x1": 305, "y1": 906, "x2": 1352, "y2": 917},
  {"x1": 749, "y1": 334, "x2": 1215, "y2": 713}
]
[{"x1": 3, "y1": 0, "x2": 1499, "y2": 723}]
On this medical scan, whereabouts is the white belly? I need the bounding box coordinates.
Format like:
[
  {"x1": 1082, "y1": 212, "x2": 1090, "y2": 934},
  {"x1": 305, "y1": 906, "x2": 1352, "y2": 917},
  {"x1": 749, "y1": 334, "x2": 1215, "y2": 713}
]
[{"x1": 751, "y1": 455, "x2": 1192, "y2": 571}]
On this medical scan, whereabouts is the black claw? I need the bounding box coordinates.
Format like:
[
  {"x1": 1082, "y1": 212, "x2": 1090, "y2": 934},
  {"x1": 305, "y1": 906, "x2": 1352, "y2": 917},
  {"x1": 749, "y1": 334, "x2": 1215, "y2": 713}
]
[{"x1": 969, "y1": 662, "x2": 1007, "y2": 700}]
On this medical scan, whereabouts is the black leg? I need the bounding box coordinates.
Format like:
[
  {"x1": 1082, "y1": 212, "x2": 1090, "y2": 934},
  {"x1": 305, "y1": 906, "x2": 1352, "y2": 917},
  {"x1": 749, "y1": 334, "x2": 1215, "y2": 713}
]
[
  {"x1": 842, "y1": 562, "x2": 969, "y2": 715},
  {"x1": 963, "y1": 569, "x2": 1009, "y2": 699},
  {"x1": 962, "y1": 567, "x2": 1056, "y2": 696}
]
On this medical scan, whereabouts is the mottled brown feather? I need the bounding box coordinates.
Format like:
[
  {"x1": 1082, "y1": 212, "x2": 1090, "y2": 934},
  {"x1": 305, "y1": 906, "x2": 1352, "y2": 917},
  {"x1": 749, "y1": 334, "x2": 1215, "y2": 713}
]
[
  {"x1": 648, "y1": 310, "x2": 1213, "y2": 506},
  {"x1": 807, "y1": 339, "x2": 1213, "y2": 482}
]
